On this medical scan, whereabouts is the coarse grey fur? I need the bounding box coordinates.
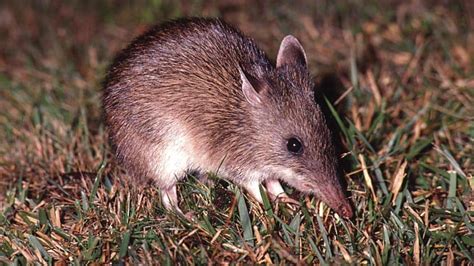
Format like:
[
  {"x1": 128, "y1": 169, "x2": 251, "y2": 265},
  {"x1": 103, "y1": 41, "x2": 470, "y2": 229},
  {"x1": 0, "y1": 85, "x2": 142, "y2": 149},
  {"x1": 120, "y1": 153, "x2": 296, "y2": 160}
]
[{"x1": 103, "y1": 18, "x2": 352, "y2": 218}]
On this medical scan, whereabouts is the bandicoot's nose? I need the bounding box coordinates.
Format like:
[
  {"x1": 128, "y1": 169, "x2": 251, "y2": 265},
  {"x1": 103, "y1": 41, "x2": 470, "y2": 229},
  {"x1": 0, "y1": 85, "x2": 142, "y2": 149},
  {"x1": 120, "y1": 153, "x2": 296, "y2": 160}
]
[
  {"x1": 303, "y1": 179, "x2": 353, "y2": 219},
  {"x1": 335, "y1": 200, "x2": 353, "y2": 218}
]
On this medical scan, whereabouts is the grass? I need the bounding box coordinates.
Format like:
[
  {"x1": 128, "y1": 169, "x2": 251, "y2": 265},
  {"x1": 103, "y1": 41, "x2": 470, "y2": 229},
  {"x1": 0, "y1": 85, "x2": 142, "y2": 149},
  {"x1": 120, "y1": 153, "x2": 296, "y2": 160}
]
[{"x1": 0, "y1": 0, "x2": 473, "y2": 264}]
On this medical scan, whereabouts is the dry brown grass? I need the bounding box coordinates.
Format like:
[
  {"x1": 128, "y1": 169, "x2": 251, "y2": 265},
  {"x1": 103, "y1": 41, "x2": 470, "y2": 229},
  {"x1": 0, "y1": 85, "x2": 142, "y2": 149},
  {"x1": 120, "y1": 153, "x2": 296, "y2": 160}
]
[{"x1": 0, "y1": 0, "x2": 473, "y2": 264}]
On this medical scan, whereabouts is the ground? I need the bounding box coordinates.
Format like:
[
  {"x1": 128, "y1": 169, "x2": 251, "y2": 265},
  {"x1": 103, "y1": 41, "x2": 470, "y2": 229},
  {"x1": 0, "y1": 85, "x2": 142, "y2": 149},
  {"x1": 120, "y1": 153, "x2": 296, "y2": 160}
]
[{"x1": 0, "y1": 0, "x2": 473, "y2": 264}]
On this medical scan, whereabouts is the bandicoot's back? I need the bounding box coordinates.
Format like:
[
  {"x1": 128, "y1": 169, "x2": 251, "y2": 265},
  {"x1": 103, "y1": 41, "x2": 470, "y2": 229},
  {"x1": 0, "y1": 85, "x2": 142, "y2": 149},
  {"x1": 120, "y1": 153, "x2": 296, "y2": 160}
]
[{"x1": 103, "y1": 18, "x2": 273, "y2": 187}]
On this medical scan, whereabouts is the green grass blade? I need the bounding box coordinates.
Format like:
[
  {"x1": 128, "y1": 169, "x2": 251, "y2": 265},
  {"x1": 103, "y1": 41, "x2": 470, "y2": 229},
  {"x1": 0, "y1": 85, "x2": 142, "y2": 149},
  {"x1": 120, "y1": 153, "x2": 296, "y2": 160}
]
[
  {"x1": 309, "y1": 237, "x2": 327, "y2": 265},
  {"x1": 315, "y1": 214, "x2": 332, "y2": 258},
  {"x1": 236, "y1": 189, "x2": 254, "y2": 246},
  {"x1": 324, "y1": 97, "x2": 350, "y2": 142},
  {"x1": 447, "y1": 170, "x2": 457, "y2": 209},
  {"x1": 119, "y1": 230, "x2": 132, "y2": 259},
  {"x1": 28, "y1": 235, "x2": 52, "y2": 261}
]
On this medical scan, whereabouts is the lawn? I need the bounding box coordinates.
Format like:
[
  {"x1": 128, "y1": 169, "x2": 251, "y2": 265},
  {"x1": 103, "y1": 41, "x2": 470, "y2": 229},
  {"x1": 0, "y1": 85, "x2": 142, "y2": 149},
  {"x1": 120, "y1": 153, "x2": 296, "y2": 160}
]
[{"x1": 0, "y1": 0, "x2": 473, "y2": 264}]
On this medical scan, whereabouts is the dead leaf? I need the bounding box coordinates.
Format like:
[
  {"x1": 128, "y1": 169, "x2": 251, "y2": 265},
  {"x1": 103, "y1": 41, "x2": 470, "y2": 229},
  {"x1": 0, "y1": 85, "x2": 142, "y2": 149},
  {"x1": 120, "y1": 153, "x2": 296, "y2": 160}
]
[{"x1": 391, "y1": 161, "x2": 408, "y2": 204}]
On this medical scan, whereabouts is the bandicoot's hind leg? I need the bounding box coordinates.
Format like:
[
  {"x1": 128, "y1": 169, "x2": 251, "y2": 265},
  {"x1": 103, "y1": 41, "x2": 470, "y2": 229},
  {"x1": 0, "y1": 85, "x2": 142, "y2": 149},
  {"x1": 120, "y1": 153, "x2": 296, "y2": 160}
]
[
  {"x1": 161, "y1": 185, "x2": 181, "y2": 212},
  {"x1": 161, "y1": 184, "x2": 195, "y2": 219}
]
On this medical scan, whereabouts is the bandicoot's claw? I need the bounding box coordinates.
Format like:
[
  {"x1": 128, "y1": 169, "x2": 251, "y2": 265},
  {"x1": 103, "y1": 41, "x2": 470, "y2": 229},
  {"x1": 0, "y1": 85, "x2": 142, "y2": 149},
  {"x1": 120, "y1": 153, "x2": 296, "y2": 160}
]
[
  {"x1": 274, "y1": 195, "x2": 299, "y2": 205},
  {"x1": 183, "y1": 211, "x2": 196, "y2": 220}
]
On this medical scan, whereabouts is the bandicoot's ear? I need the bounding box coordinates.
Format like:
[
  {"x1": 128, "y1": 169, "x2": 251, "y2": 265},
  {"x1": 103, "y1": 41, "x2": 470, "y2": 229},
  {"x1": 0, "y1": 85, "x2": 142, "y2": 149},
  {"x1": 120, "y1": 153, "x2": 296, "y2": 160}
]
[
  {"x1": 238, "y1": 66, "x2": 267, "y2": 106},
  {"x1": 276, "y1": 35, "x2": 308, "y2": 68}
]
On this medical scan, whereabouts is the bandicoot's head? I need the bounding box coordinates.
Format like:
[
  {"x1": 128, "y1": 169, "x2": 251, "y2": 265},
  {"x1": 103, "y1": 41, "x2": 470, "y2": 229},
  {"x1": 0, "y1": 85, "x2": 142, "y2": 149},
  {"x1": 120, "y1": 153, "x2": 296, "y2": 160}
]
[{"x1": 238, "y1": 35, "x2": 352, "y2": 218}]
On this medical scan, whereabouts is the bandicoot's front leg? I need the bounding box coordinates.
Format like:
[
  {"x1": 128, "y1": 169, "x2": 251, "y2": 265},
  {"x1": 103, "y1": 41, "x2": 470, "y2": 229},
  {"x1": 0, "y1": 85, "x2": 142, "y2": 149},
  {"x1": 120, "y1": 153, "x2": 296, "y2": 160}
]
[
  {"x1": 243, "y1": 180, "x2": 263, "y2": 202},
  {"x1": 265, "y1": 179, "x2": 299, "y2": 204},
  {"x1": 243, "y1": 179, "x2": 299, "y2": 205}
]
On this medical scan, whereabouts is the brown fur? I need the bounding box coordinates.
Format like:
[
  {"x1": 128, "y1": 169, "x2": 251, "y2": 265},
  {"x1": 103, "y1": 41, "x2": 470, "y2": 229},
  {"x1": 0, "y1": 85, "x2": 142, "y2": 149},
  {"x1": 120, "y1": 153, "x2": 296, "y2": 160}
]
[{"x1": 103, "y1": 18, "x2": 352, "y2": 218}]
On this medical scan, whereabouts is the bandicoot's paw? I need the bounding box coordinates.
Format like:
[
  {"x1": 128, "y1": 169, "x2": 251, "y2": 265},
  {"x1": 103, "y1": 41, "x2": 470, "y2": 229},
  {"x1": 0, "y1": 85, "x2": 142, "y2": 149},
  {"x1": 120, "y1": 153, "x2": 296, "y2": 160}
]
[{"x1": 274, "y1": 195, "x2": 300, "y2": 205}]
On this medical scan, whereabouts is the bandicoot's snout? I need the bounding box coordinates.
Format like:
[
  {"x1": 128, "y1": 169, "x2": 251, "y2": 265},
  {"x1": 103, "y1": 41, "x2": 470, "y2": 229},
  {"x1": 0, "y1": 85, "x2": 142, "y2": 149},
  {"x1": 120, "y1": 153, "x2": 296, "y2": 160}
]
[
  {"x1": 302, "y1": 180, "x2": 353, "y2": 218},
  {"x1": 334, "y1": 199, "x2": 353, "y2": 218}
]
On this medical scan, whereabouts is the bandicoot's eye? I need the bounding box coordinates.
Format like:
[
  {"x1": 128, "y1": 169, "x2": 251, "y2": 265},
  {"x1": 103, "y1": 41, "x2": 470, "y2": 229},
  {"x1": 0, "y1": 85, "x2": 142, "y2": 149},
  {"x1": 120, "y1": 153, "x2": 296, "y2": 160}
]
[{"x1": 287, "y1": 137, "x2": 303, "y2": 154}]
